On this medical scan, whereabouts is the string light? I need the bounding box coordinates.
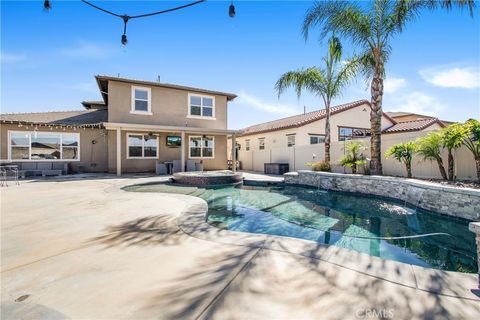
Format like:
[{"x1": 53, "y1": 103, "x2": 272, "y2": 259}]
[
  {"x1": 229, "y1": 1, "x2": 236, "y2": 18},
  {"x1": 43, "y1": 0, "x2": 235, "y2": 45}
]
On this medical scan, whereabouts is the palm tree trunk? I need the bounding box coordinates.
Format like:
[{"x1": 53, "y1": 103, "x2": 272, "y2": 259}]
[
  {"x1": 370, "y1": 70, "x2": 384, "y2": 176},
  {"x1": 406, "y1": 161, "x2": 412, "y2": 178},
  {"x1": 475, "y1": 157, "x2": 480, "y2": 182},
  {"x1": 324, "y1": 101, "x2": 331, "y2": 166},
  {"x1": 352, "y1": 164, "x2": 357, "y2": 174},
  {"x1": 447, "y1": 150, "x2": 454, "y2": 180},
  {"x1": 436, "y1": 157, "x2": 448, "y2": 180}
]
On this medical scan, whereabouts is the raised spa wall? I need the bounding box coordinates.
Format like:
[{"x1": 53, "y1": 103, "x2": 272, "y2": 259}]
[{"x1": 284, "y1": 171, "x2": 480, "y2": 221}]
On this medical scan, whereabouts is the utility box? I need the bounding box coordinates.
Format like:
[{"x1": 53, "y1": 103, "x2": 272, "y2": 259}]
[{"x1": 264, "y1": 163, "x2": 289, "y2": 175}]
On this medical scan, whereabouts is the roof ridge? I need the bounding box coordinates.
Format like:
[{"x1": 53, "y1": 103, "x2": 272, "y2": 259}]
[
  {"x1": 242, "y1": 99, "x2": 368, "y2": 130},
  {"x1": 95, "y1": 74, "x2": 237, "y2": 100}
]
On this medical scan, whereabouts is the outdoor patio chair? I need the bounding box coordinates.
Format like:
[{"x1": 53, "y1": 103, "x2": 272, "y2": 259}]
[
  {"x1": 52, "y1": 162, "x2": 68, "y2": 175},
  {"x1": 186, "y1": 160, "x2": 197, "y2": 172},
  {"x1": 172, "y1": 160, "x2": 182, "y2": 173},
  {"x1": 155, "y1": 161, "x2": 168, "y2": 175},
  {"x1": 37, "y1": 162, "x2": 62, "y2": 177},
  {"x1": 195, "y1": 162, "x2": 204, "y2": 171},
  {"x1": 19, "y1": 162, "x2": 41, "y2": 177}
]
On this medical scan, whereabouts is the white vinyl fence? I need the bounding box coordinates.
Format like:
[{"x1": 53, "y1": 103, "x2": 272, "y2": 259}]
[{"x1": 237, "y1": 131, "x2": 477, "y2": 180}]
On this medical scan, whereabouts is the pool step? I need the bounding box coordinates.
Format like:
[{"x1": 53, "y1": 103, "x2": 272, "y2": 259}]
[
  {"x1": 189, "y1": 188, "x2": 206, "y2": 196},
  {"x1": 197, "y1": 189, "x2": 215, "y2": 200}
]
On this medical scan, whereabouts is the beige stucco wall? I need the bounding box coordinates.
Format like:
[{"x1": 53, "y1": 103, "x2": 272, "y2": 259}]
[
  {"x1": 0, "y1": 124, "x2": 109, "y2": 172},
  {"x1": 107, "y1": 81, "x2": 228, "y2": 130},
  {"x1": 238, "y1": 125, "x2": 477, "y2": 180},
  {"x1": 107, "y1": 131, "x2": 228, "y2": 173},
  {"x1": 235, "y1": 102, "x2": 394, "y2": 151}
]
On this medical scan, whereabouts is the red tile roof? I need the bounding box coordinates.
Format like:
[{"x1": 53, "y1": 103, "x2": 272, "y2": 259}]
[
  {"x1": 240, "y1": 100, "x2": 372, "y2": 136},
  {"x1": 382, "y1": 118, "x2": 445, "y2": 134}
]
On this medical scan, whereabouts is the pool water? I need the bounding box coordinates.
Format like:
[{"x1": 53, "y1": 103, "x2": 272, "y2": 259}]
[{"x1": 126, "y1": 183, "x2": 477, "y2": 273}]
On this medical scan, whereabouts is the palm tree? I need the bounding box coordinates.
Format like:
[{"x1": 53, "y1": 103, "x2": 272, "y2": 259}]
[
  {"x1": 302, "y1": 0, "x2": 475, "y2": 175},
  {"x1": 416, "y1": 132, "x2": 448, "y2": 180},
  {"x1": 385, "y1": 142, "x2": 417, "y2": 178},
  {"x1": 441, "y1": 123, "x2": 467, "y2": 180},
  {"x1": 339, "y1": 140, "x2": 367, "y2": 174},
  {"x1": 461, "y1": 119, "x2": 480, "y2": 181},
  {"x1": 275, "y1": 34, "x2": 358, "y2": 167}
]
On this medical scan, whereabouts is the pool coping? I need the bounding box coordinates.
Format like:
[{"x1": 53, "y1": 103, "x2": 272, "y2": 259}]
[{"x1": 116, "y1": 179, "x2": 479, "y2": 301}]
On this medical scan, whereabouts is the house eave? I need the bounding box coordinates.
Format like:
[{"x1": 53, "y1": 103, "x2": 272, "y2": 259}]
[{"x1": 103, "y1": 122, "x2": 241, "y2": 135}]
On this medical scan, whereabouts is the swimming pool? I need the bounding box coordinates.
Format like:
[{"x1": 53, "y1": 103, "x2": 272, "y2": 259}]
[{"x1": 125, "y1": 183, "x2": 477, "y2": 273}]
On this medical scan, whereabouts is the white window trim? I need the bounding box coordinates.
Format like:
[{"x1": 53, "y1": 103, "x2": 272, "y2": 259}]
[
  {"x1": 130, "y1": 86, "x2": 152, "y2": 114},
  {"x1": 287, "y1": 134, "x2": 296, "y2": 147},
  {"x1": 188, "y1": 135, "x2": 215, "y2": 159},
  {"x1": 245, "y1": 139, "x2": 250, "y2": 151},
  {"x1": 258, "y1": 138, "x2": 265, "y2": 150},
  {"x1": 309, "y1": 134, "x2": 325, "y2": 145},
  {"x1": 126, "y1": 133, "x2": 159, "y2": 159},
  {"x1": 187, "y1": 93, "x2": 216, "y2": 120},
  {"x1": 8, "y1": 130, "x2": 80, "y2": 161}
]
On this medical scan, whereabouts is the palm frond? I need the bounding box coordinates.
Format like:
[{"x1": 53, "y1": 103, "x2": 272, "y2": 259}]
[
  {"x1": 275, "y1": 68, "x2": 325, "y2": 99},
  {"x1": 331, "y1": 56, "x2": 361, "y2": 98},
  {"x1": 302, "y1": 1, "x2": 371, "y2": 48}
]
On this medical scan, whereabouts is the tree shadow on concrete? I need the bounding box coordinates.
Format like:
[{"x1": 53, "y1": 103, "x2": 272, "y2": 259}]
[
  {"x1": 289, "y1": 241, "x2": 480, "y2": 320},
  {"x1": 88, "y1": 215, "x2": 186, "y2": 248},
  {"x1": 135, "y1": 243, "x2": 262, "y2": 319}
]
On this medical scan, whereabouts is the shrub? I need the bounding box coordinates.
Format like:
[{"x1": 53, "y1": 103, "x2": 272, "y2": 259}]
[
  {"x1": 338, "y1": 141, "x2": 366, "y2": 174},
  {"x1": 306, "y1": 161, "x2": 332, "y2": 172},
  {"x1": 415, "y1": 132, "x2": 447, "y2": 180},
  {"x1": 385, "y1": 142, "x2": 417, "y2": 178}
]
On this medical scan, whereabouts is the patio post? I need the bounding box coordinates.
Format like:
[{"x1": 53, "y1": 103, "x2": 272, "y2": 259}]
[
  {"x1": 116, "y1": 128, "x2": 121, "y2": 176},
  {"x1": 181, "y1": 130, "x2": 185, "y2": 172},
  {"x1": 232, "y1": 134, "x2": 236, "y2": 172},
  {"x1": 469, "y1": 222, "x2": 480, "y2": 289}
]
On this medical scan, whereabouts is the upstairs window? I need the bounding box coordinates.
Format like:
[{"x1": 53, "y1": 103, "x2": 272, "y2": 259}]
[
  {"x1": 338, "y1": 126, "x2": 371, "y2": 141},
  {"x1": 287, "y1": 135, "x2": 296, "y2": 147},
  {"x1": 258, "y1": 138, "x2": 265, "y2": 150},
  {"x1": 245, "y1": 139, "x2": 250, "y2": 151},
  {"x1": 188, "y1": 94, "x2": 215, "y2": 118},
  {"x1": 309, "y1": 134, "x2": 325, "y2": 145},
  {"x1": 131, "y1": 86, "x2": 151, "y2": 114}
]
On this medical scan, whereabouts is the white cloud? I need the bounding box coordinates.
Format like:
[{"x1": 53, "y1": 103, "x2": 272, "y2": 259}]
[
  {"x1": 59, "y1": 41, "x2": 113, "y2": 59},
  {"x1": 419, "y1": 65, "x2": 480, "y2": 89},
  {"x1": 236, "y1": 91, "x2": 297, "y2": 115},
  {"x1": 387, "y1": 91, "x2": 445, "y2": 117},
  {"x1": 384, "y1": 77, "x2": 406, "y2": 93},
  {"x1": 1, "y1": 52, "x2": 27, "y2": 63}
]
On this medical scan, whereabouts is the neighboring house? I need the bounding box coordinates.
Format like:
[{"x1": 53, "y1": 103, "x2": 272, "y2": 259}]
[
  {"x1": 233, "y1": 100, "x2": 457, "y2": 176},
  {"x1": 385, "y1": 111, "x2": 453, "y2": 127},
  {"x1": 235, "y1": 100, "x2": 397, "y2": 152},
  {"x1": 0, "y1": 75, "x2": 238, "y2": 175}
]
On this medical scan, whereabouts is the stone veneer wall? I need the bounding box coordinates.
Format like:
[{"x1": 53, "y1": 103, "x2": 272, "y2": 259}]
[{"x1": 284, "y1": 171, "x2": 480, "y2": 221}]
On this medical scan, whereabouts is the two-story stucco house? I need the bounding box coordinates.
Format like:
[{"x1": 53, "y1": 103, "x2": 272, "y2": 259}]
[{"x1": 0, "y1": 75, "x2": 238, "y2": 175}]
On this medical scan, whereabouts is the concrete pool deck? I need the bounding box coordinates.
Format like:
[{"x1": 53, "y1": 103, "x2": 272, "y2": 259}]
[{"x1": 1, "y1": 174, "x2": 479, "y2": 319}]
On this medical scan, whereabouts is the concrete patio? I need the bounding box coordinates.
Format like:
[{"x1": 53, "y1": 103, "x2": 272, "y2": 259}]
[{"x1": 1, "y1": 174, "x2": 479, "y2": 319}]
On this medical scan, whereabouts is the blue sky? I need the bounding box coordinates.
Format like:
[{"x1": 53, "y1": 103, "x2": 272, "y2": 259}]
[{"x1": 1, "y1": 0, "x2": 479, "y2": 129}]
